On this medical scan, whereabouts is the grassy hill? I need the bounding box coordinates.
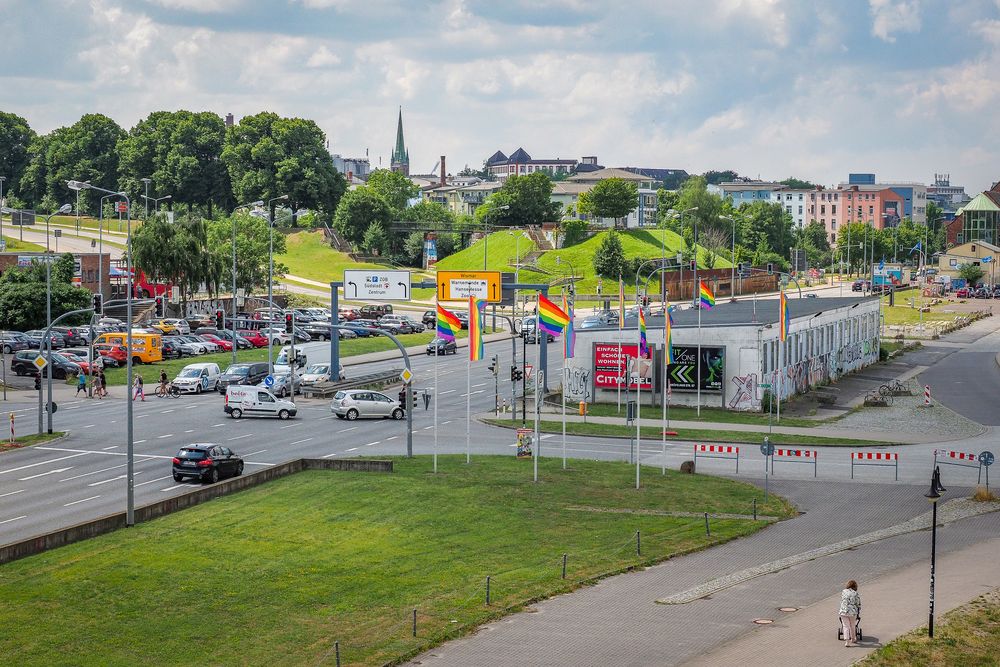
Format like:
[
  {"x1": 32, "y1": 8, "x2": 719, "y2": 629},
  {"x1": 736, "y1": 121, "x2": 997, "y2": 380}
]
[
  {"x1": 278, "y1": 230, "x2": 414, "y2": 285},
  {"x1": 433, "y1": 230, "x2": 536, "y2": 273}
]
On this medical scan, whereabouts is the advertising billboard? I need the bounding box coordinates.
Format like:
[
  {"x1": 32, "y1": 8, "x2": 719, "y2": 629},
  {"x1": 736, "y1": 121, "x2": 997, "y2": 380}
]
[
  {"x1": 666, "y1": 345, "x2": 724, "y2": 392},
  {"x1": 593, "y1": 342, "x2": 653, "y2": 391}
]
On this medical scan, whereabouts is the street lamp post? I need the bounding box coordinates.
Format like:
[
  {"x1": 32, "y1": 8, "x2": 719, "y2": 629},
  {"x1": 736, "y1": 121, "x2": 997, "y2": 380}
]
[
  {"x1": 141, "y1": 194, "x2": 172, "y2": 218},
  {"x1": 41, "y1": 204, "x2": 73, "y2": 434},
  {"x1": 0, "y1": 176, "x2": 5, "y2": 243},
  {"x1": 68, "y1": 180, "x2": 136, "y2": 525},
  {"x1": 233, "y1": 200, "x2": 265, "y2": 367},
  {"x1": 924, "y1": 467, "x2": 945, "y2": 638},
  {"x1": 141, "y1": 178, "x2": 151, "y2": 220},
  {"x1": 267, "y1": 195, "x2": 289, "y2": 375}
]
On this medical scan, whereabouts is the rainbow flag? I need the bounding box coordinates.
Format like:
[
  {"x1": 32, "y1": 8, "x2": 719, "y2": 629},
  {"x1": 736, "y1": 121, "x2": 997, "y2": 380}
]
[
  {"x1": 699, "y1": 281, "x2": 715, "y2": 310},
  {"x1": 638, "y1": 306, "x2": 648, "y2": 358},
  {"x1": 618, "y1": 276, "x2": 625, "y2": 329},
  {"x1": 779, "y1": 290, "x2": 789, "y2": 341},
  {"x1": 563, "y1": 295, "x2": 575, "y2": 359},
  {"x1": 665, "y1": 304, "x2": 674, "y2": 365},
  {"x1": 468, "y1": 297, "x2": 485, "y2": 361},
  {"x1": 436, "y1": 304, "x2": 461, "y2": 342},
  {"x1": 537, "y1": 293, "x2": 570, "y2": 336}
]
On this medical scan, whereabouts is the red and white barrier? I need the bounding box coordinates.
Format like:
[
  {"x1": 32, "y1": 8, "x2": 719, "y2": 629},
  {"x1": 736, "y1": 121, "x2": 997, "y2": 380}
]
[
  {"x1": 851, "y1": 451, "x2": 899, "y2": 480},
  {"x1": 693, "y1": 444, "x2": 740, "y2": 473},
  {"x1": 772, "y1": 448, "x2": 818, "y2": 477},
  {"x1": 933, "y1": 449, "x2": 983, "y2": 482},
  {"x1": 924, "y1": 385, "x2": 931, "y2": 407}
]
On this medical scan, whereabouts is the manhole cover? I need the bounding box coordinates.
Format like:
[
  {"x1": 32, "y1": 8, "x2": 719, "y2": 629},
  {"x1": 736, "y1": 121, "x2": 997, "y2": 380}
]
[
  {"x1": 779, "y1": 607, "x2": 798, "y2": 613},
  {"x1": 753, "y1": 618, "x2": 774, "y2": 625}
]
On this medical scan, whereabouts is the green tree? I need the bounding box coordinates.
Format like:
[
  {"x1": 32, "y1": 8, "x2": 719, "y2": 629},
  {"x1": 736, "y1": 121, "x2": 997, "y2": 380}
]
[
  {"x1": 656, "y1": 188, "x2": 680, "y2": 228},
  {"x1": 559, "y1": 219, "x2": 589, "y2": 247},
  {"x1": 958, "y1": 263, "x2": 985, "y2": 285},
  {"x1": 19, "y1": 113, "x2": 125, "y2": 212},
  {"x1": 366, "y1": 169, "x2": 418, "y2": 212},
  {"x1": 702, "y1": 170, "x2": 738, "y2": 185},
  {"x1": 0, "y1": 254, "x2": 91, "y2": 331},
  {"x1": 676, "y1": 176, "x2": 727, "y2": 239},
  {"x1": 131, "y1": 214, "x2": 228, "y2": 308},
  {"x1": 478, "y1": 172, "x2": 560, "y2": 227},
  {"x1": 361, "y1": 221, "x2": 388, "y2": 255},
  {"x1": 0, "y1": 111, "x2": 35, "y2": 196},
  {"x1": 925, "y1": 201, "x2": 944, "y2": 254},
  {"x1": 736, "y1": 200, "x2": 793, "y2": 260},
  {"x1": 206, "y1": 212, "x2": 288, "y2": 295},
  {"x1": 332, "y1": 187, "x2": 392, "y2": 248},
  {"x1": 117, "y1": 110, "x2": 230, "y2": 218},
  {"x1": 592, "y1": 230, "x2": 626, "y2": 279},
  {"x1": 222, "y1": 112, "x2": 346, "y2": 226},
  {"x1": 780, "y1": 177, "x2": 817, "y2": 189},
  {"x1": 577, "y1": 178, "x2": 638, "y2": 228}
]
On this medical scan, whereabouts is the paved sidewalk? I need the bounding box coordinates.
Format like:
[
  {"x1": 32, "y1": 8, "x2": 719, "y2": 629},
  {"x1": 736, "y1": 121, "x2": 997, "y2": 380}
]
[{"x1": 684, "y1": 537, "x2": 1000, "y2": 667}]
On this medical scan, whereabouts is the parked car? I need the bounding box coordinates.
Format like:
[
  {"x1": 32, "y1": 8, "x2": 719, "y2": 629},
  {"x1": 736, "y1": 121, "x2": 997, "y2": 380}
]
[
  {"x1": 302, "y1": 322, "x2": 335, "y2": 340},
  {"x1": 193, "y1": 335, "x2": 223, "y2": 353},
  {"x1": 593, "y1": 310, "x2": 620, "y2": 327},
  {"x1": 259, "y1": 372, "x2": 301, "y2": 398},
  {"x1": 171, "y1": 444, "x2": 243, "y2": 483},
  {"x1": 337, "y1": 328, "x2": 358, "y2": 339},
  {"x1": 224, "y1": 385, "x2": 296, "y2": 419},
  {"x1": 305, "y1": 307, "x2": 331, "y2": 321},
  {"x1": 211, "y1": 329, "x2": 253, "y2": 349},
  {"x1": 347, "y1": 319, "x2": 378, "y2": 336},
  {"x1": 578, "y1": 316, "x2": 607, "y2": 330},
  {"x1": 93, "y1": 343, "x2": 127, "y2": 366},
  {"x1": 519, "y1": 317, "x2": 554, "y2": 343},
  {"x1": 974, "y1": 286, "x2": 991, "y2": 299},
  {"x1": 0, "y1": 331, "x2": 31, "y2": 354},
  {"x1": 454, "y1": 311, "x2": 469, "y2": 329},
  {"x1": 161, "y1": 318, "x2": 191, "y2": 335},
  {"x1": 291, "y1": 308, "x2": 317, "y2": 323},
  {"x1": 200, "y1": 333, "x2": 233, "y2": 352},
  {"x1": 300, "y1": 362, "x2": 345, "y2": 385},
  {"x1": 274, "y1": 346, "x2": 307, "y2": 374},
  {"x1": 237, "y1": 330, "x2": 270, "y2": 348},
  {"x1": 422, "y1": 310, "x2": 436, "y2": 327},
  {"x1": 171, "y1": 335, "x2": 212, "y2": 356},
  {"x1": 172, "y1": 362, "x2": 221, "y2": 394},
  {"x1": 399, "y1": 315, "x2": 425, "y2": 333},
  {"x1": 24, "y1": 330, "x2": 66, "y2": 350},
  {"x1": 160, "y1": 338, "x2": 186, "y2": 359},
  {"x1": 58, "y1": 352, "x2": 93, "y2": 375},
  {"x1": 11, "y1": 350, "x2": 80, "y2": 378},
  {"x1": 376, "y1": 315, "x2": 414, "y2": 335},
  {"x1": 426, "y1": 337, "x2": 457, "y2": 355},
  {"x1": 851, "y1": 280, "x2": 870, "y2": 292},
  {"x1": 956, "y1": 286, "x2": 972, "y2": 298},
  {"x1": 330, "y1": 389, "x2": 404, "y2": 420},
  {"x1": 338, "y1": 308, "x2": 360, "y2": 321},
  {"x1": 359, "y1": 304, "x2": 393, "y2": 319},
  {"x1": 260, "y1": 327, "x2": 291, "y2": 346},
  {"x1": 217, "y1": 362, "x2": 270, "y2": 393},
  {"x1": 51, "y1": 326, "x2": 88, "y2": 346}
]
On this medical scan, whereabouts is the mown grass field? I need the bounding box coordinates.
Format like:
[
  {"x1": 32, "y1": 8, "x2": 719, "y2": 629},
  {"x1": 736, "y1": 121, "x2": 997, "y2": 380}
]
[
  {"x1": 0, "y1": 235, "x2": 45, "y2": 252},
  {"x1": 880, "y1": 288, "x2": 968, "y2": 326},
  {"x1": 0, "y1": 455, "x2": 793, "y2": 666},
  {"x1": 434, "y1": 230, "x2": 537, "y2": 273},
  {"x1": 486, "y1": 419, "x2": 890, "y2": 447},
  {"x1": 277, "y1": 230, "x2": 398, "y2": 284},
  {"x1": 0, "y1": 431, "x2": 66, "y2": 452},
  {"x1": 859, "y1": 589, "x2": 1000, "y2": 666},
  {"x1": 576, "y1": 402, "x2": 820, "y2": 428}
]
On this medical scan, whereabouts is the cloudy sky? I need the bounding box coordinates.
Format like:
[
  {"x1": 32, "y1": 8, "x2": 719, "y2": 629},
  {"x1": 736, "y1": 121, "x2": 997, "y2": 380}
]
[{"x1": 4, "y1": 0, "x2": 999, "y2": 192}]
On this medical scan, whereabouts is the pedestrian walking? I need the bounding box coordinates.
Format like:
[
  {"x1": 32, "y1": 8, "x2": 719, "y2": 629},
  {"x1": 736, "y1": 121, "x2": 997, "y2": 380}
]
[
  {"x1": 133, "y1": 373, "x2": 145, "y2": 402},
  {"x1": 98, "y1": 370, "x2": 107, "y2": 399},
  {"x1": 75, "y1": 372, "x2": 87, "y2": 397},
  {"x1": 839, "y1": 580, "x2": 861, "y2": 647}
]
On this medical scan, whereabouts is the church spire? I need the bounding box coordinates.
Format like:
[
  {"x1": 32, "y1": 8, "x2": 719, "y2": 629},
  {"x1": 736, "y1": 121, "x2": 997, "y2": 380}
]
[{"x1": 391, "y1": 106, "x2": 409, "y2": 176}]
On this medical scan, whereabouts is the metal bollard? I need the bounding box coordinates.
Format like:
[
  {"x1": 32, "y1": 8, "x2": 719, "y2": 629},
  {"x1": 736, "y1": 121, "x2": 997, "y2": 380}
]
[
  {"x1": 335, "y1": 641, "x2": 340, "y2": 667},
  {"x1": 562, "y1": 553, "x2": 567, "y2": 579},
  {"x1": 753, "y1": 498, "x2": 757, "y2": 521},
  {"x1": 413, "y1": 608, "x2": 417, "y2": 637},
  {"x1": 486, "y1": 575, "x2": 491, "y2": 605},
  {"x1": 704, "y1": 512, "x2": 711, "y2": 537},
  {"x1": 636, "y1": 530, "x2": 641, "y2": 556}
]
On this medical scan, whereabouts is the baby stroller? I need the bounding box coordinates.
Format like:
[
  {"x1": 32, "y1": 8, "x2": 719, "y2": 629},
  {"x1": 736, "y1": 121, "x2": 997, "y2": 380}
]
[{"x1": 837, "y1": 604, "x2": 863, "y2": 642}]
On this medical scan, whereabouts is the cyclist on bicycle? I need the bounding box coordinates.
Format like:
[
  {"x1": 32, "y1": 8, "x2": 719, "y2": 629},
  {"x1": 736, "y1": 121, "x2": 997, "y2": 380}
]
[{"x1": 159, "y1": 370, "x2": 169, "y2": 396}]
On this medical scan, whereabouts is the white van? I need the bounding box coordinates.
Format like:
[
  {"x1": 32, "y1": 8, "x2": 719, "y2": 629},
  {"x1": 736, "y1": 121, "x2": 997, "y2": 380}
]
[
  {"x1": 224, "y1": 385, "x2": 297, "y2": 420},
  {"x1": 172, "y1": 362, "x2": 221, "y2": 394}
]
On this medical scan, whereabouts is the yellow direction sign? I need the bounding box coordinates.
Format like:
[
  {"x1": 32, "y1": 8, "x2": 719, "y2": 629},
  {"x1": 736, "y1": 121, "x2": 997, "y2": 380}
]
[
  {"x1": 436, "y1": 270, "x2": 502, "y2": 302},
  {"x1": 32, "y1": 355, "x2": 48, "y2": 372}
]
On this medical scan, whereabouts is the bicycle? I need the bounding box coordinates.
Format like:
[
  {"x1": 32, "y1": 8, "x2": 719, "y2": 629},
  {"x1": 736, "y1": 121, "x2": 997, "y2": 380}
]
[{"x1": 155, "y1": 382, "x2": 181, "y2": 398}]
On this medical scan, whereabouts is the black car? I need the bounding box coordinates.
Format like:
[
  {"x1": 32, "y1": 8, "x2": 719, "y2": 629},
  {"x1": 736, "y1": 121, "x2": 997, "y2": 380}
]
[
  {"x1": 52, "y1": 326, "x2": 88, "y2": 346},
  {"x1": 399, "y1": 316, "x2": 425, "y2": 333},
  {"x1": 217, "y1": 362, "x2": 270, "y2": 393},
  {"x1": 160, "y1": 338, "x2": 185, "y2": 359},
  {"x1": 0, "y1": 331, "x2": 31, "y2": 354},
  {"x1": 348, "y1": 319, "x2": 378, "y2": 336},
  {"x1": 422, "y1": 310, "x2": 436, "y2": 327},
  {"x1": 171, "y1": 444, "x2": 244, "y2": 483},
  {"x1": 24, "y1": 330, "x2": 66, "y2": 349},
  {"x1": 426, "y1": 337, "x2": 457, "y2": 355},
  {"x1": 303, "y1": 322, "x2": 335, "y2": 340},
  {"x1": 974, "y1": 286, "x2": 991, "y2": 299},
  {"x1": 11, "y1": 350, "x2": 81, "y2": 379},
  {"x1": 212, "y1": 329, "x2": 254, "y2": 349}
]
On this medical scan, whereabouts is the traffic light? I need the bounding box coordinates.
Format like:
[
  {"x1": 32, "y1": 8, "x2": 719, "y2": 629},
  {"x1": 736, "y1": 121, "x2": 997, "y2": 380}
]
[
  {"x1": 641, "y1": 296, "x2": 650, "y2": 307},
  {"x1": 690, "y1": 260, "x2": 696, "y2": 271},
  {"x1": 284, "y1": 313, "x2": 294, "y2": 334},
  {"x1": 736, "y1": 262, "x2": 744, "y2": 274},
  {"x1": 215, "y1": 309, "x2": 225, "y2": 329},
  {"x1": 766, "y1": 262, "x2": 774, "y2": 275},
  {"x1": 488, "y1": 355, "x2": 498, "y2": 376},
  {"x1": 155, "y1": 295, "x2": 165, "y2": 317},
  {"x1": 511, "y1": 365, "x2": 523, "y2": 382},
  {"x1": 92, "y1": 293, "x2": 103, "y2": 315}
]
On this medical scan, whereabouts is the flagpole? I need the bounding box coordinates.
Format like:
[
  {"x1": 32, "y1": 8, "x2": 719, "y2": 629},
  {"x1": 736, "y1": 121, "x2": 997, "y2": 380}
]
[
  {"x1": 617, "y1": 275, "x2": 623, "y2": 413},
  {"x1": 434, "y1": 301, "x2": 439, "y2": 474},
  {"x1": 466, "y1": 297, "x2": 472, "y2": 464},
  {"x1": 533, "y1": 294, "x2": 542, "y2": 483},
  {"x1": 697, "y1": 289, "x2": 702, "y2": 417},
  {"x1": 777, "y1": 335, "x2": 783, "y2": 423},
  {"x1": 561, "y1": 356, "x2": 567, "y2": 470},
  {"x1": 662, "y1": 334, "x2": 667, "y2": 477},
  {"x1": 636, "y1": 311, "x2": 642, "y2": 490}
]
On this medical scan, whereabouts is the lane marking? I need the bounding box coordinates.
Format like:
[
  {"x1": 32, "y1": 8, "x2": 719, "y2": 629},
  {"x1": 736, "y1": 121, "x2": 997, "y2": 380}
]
[
  {"x1": 0, "y1": 515, "x2": 27, "y2": 525},
  {"x1": 242, "y1": 449, "x2": 267, "y2": 457},
  {"x1": 82, "y1": 424, "x2": 95, "y2": 428},
  {"x1": 64, "y1": 495, "x2": 101, "y2": 507},
  {"x1": 184, "y1": 404, "x2": 199, "y2": 410},
  {"x1": 35, "y1": 446, "x2": 174, "y2": 460},
  {"x1": 0, "y1": 452, "x2": 88, "y2": 475},
  {"x1": 440, "y1": 390, "x2": 456, "y2": 395},
  {"x1": 18, "y1": 466, "x2": 73, "y2": 481},
  {"x1": 422, "y1": 425, "x2": 434, "y2": 430},
  {"x1": 89, "y1": 472, "x2": 142, "y2": 487},
  {"x1": 386, "y1": 436, "x2": 398, "y2": 441},
  {"x1": 210, "y1": 423, "x2": 225, "y2": 428},
  {"x1": 135, "y1": 440, "x2": 147, "y2": 444},
  {"x1": 157, "y1": 434, "x2": 174, "y2": 439},
  {"x1": 460, "y1": 390, "x2": 485, "y2": 397},
  {"x1": 442, "y1": 421, "x2": 452, "y2": 425},
  {"x1": 279, "y1": 423, "x2": 300, "y2": 429},
  {"x1": 160, "y1": 410, "x2": 174, "y2": 414},
  {"x1": 0, "y1": 490, "x2": 25, "y2": 499},
  {"x1": 228, "y1": 434, "x2": 252, "y2": 441},
  {"x1": 363, "y1": 441, "x2": 380, "y2": 447},
  {"x1": 319, "y1": 415, "x2": 335, "y2": 420},
  {"x1": 321, "y1": 452, "x2": 338, "y2": 458},
  {"x1": 345, "y1": 447, "x2": 359, "y2": 452},
  {"x1": 135, "y1": 475, "x2": 172, "y2": 487},
  {"x1": 184, "y1": 429, "x2": 194, "y2": 433},
  {"x1": 160, "y1": 484, "x2": 187, "y2": 492},
  {"x1": 59, "y1": 464, "x2": 125, "y2": 482},
  {"x1": 136, "y1": 415, "x2": 148, "y2": 419},
  {"x1": 290, "y1": 438, "x2": 313, "y2": 445},
  {"x1": 102, "y1": 446, "x2": 118, "y2": 450},
  {"x1": 339, "y1": 427, "x2": 357, "y2": 432},
  {"x1": 472, "y1": 382, "x2": 487, "y2": 388}
]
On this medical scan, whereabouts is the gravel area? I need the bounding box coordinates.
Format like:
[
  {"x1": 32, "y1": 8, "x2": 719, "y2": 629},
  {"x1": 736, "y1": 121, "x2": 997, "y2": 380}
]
[{"x1": 833, "y1": 393, "x2": 986, "y2": 440}]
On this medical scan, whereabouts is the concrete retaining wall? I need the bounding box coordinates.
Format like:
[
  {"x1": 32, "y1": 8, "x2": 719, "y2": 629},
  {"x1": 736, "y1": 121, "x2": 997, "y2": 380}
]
[{"x1": 0, "y1": 458, "x2": 392, "y2": 566}]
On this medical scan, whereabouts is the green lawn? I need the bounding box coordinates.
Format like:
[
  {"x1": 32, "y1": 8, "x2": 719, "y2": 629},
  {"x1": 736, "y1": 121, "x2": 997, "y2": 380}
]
[
  {"x1": 47, "y1": 214, "x2": 135, "y2": 235},
  {"x1": 576, "y1": 402, "x2": 820, "y2": 428},
  {"x1": 880, "y1": 288, "x2": 964, "y2": 326},
  {"x1": 1, "y1": 235, "x2": 45, "y2": 252},
  {"x1": 859, "y1": 590, "x2": 1000, "y2": 666},
  {"x1": 486, "y1": 419, "x2": 890, "y2": 447},
  {"x1": 0, "y1": 455, "x2": 792, "y2": 666},
  {"x1": 434, "y1": 230, "x2": 537, "y2": 273},
  {"x1": 278, "y1": 230, "x2": 426, "y2": 285}
]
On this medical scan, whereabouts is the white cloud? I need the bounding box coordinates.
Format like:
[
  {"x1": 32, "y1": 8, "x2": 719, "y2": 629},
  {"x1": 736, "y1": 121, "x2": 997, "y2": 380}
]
[
  {"x1": 869, "y1": 0, "x2": 922, "y2": 43},
  {"x1": 306, "y1": 45, "x2": 341, "y2": 68},
  {"x1": 148, "y1": 0, "x2": 243, "y2": 12}
]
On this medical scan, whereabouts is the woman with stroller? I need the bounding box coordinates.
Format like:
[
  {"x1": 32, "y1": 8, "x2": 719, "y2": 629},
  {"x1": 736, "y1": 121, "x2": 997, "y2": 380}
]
[{"x1": 839, "y1": 580, "x2": 861, "y2": 647}]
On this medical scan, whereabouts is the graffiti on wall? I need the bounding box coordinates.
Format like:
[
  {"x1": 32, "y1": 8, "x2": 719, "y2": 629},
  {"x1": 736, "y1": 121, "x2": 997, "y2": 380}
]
[
  {"x1": 728, "y1": 373, "x2": 760, "y2": 411},
  {"x1": 759, "y1": 338, "x2": 879, "y2": 405},
  {"x1": 564, "y1": 367, "x2": 592, "y2": 401}
]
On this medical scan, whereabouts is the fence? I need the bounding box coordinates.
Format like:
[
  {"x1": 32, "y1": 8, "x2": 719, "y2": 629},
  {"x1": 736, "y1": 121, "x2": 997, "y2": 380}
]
[
  {"x1": 693, "y1": 444, "x2": 740, "y2": 473},
  {"x1": 933, "y1": 449, "x2": 985, "y2": 483},
  {"x1": 771, "y1": 448, "x2": 818, "y2": 477},
  {"x1": 850, "y1": 452, "x2": 899, "y2": 480}
]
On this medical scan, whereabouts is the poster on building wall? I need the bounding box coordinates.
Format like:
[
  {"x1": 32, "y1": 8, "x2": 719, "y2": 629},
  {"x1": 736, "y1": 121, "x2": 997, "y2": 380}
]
[
  {"x1": 593, "y1": 343, "x2": 653, "y2": 390},
  {"x1": 424, "y1": 235, "x2": 438, "y2": 268},
  {"x1": 667, "y1": 345, "x2": 725, "y2": 392}
]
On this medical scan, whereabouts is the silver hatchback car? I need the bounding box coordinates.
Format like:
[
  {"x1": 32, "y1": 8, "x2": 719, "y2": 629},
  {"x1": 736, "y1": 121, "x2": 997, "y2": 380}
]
[{"x1": 330, "y1": 390, "x2": 404, "y2": 421}]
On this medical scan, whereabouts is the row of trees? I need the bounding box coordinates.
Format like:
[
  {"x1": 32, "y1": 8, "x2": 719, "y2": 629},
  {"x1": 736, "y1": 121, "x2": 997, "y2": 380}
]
[
  {"x1": 0, "y1": 254, "x2": 91, "y2": 331},
  {"x1": 0, "y1": 110, "x2": 346, "y2": 224}
]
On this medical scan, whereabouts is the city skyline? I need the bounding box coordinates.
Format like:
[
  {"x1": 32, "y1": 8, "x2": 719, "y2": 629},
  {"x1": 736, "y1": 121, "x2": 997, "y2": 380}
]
[{"x1": 3, "y1": 0, "x2": 999, "y2": 192}]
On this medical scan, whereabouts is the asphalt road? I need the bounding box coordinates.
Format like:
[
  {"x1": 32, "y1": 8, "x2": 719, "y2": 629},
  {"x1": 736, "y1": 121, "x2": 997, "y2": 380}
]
[{"x1": 918, "y1": 323, "x2": 1000, "y2": 425}]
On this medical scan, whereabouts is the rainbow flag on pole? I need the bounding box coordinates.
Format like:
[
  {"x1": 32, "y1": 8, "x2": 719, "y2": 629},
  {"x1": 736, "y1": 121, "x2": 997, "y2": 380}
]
[
  {"x1": 537, "y1": 293, "x2": 570, "y2": 336},
  {"x1": 638, "y1": 306, "x2": 648, "y2": 357},
  {"x1": 698, "y1": 281, "x2": 715, "y2": 310},
  {"x1": 665, "y1": 304, "x2": 675, "y2": 365},
  {"x1": 468, "y1": 297, "x2": 485, "y2": 361},
  {"x1": 436, "y1": 304, "x2": 462, "y2": 342},
  {"x1": 779, "y1": 290, "x2": 789, "y2": 341},
  {"x1": 563, "y1": 295, "x2": 575, "y2": 359}
]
